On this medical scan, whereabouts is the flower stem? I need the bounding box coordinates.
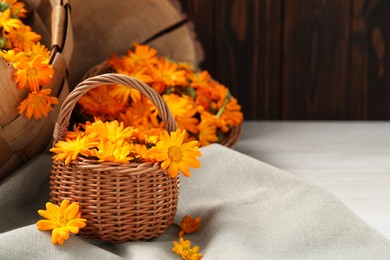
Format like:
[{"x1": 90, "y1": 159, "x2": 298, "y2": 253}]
[{"x1": 216, "y1": 91, "x2": 231, "y2": 119}]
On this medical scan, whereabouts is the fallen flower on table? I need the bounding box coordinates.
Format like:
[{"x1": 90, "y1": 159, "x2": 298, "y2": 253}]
[
  {"x1": 173, "y1": 237, "x2": 203, "y2": 260},
  {"x1": 179, "y1": 215, "x2": 202, "y2": 238},
  {"x1": 36, "y1": 199, "x2": 87, "y2": 245}
]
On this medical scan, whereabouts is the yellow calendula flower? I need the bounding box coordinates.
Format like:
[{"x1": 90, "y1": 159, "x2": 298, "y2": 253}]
[
  {"x1": 179, "y1": 215, "x2": 202, "y2": 238},
  {"x1": 1, "y1": 49, "x2": 26, "y2": 66},
  {"x1": 92, "y1": 140, "x2": 133, "y2": 163},
  {"x1": 149, "y1": 129, "x2": 201, "y2": 178},
  {"x1": 17, "y1": 88, "x2": 58, "y2": 119},
  {"x1": 0, "y1": 9, "x2": 21, "y2": 32},
  {"x1": 173, "y1": 238, "x2": 203, "y2": 260},
  {"x1": 50, "y1": 134, "x2": 99, "y2": 165},
  {"x1": 85, "y1": 119, "x2": 133, "y2": 144},
  {"x1": 36, "y1": 200, "x2": 87, "y2": 246}
]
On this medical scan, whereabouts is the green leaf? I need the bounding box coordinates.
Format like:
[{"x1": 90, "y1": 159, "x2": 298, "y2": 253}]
[
  {"x1": 183, "y1": 86, "x2": 196, "y2": 99},
  {"x1": 0, "y1": 36, "x2": 6, "y2": 50},
  {"x1": 0, "y1": 2, "x2": 10, "y2": 12}
]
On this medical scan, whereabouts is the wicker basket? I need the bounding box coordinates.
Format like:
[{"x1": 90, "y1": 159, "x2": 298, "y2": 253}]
[
  {"x1": 0, "y1": 0, "x2": 73, "y2": 180},
  {"x1": 50, "y1": 73, "x2": 179, "y2": 243},
  {"x1": 83, "y1": 60, "x2": 242, "y2": 148}
]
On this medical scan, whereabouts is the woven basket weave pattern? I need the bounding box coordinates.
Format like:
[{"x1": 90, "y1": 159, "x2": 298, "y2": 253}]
[
  {"x1": 0, "y1": 0, "x2": 72, "y2": 180},
  {"x1": 50, "y1": 74, "x2": 179, "y2": 243},
  {"x1": 50, "y1": 160, "x2": 179, "y2": 242}
]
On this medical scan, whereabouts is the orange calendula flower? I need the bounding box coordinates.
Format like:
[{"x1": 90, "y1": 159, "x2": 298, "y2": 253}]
[
  {"x1": 78, "y1": 85, "x2": 127, "y2": 120},
  {"x1": 176, "y1": 110, "x2": 199, "y2": 135},
  {"x1": 129, "y1": 143, "x2": 154, "y2": 162},
  {"x1": 6, "y1": 24, "x2": 41, "y2": 50},
  {"x1": 119, "y1": 97, "x2": 160, "y2": 129},
  {"x1": 167, "y1": 95, "x2": 199, "y2": 134},
  {"x1": 150, "y1": 59, "x2": 187, "y2": 93},
  {"x1": 25, "y1": 42, "x2": 51, "y2": 62},
  {"x1": 179, "y1": 215, "x2": 202, "y2": 237},
  {"x1": 110, "y1": 83, "x2": 142, "y2": 103},
  {"x1": 198, "y1": 114, "x2": 218, "y2": 147},
  {"x1": 6, "y1": 0, "x2": 28, "y2": 18},
  {"x1": 163, "y1": 94, "x2": 193, "y2": 118},
  {"x1": 129, "y1": 125, "x2": 163, "y2": 145},
  {"x1": 17, "y1": 88, "x2": 58, "y2": 119},
  {"x1": 122, "y1": 42, "x2": 158, "y2": 69},
  {"x1": 14, "y1": 55, "x2": 54, "y2": 91},
  {"x1": 0, "y1": 9, "x2": 21, "y2": 32},
  {"x1": 50, "y1": 134, "x2": 99, "y2": 165},
  {"x1": 218, "y1": 98, "x2": 243, "y2": 127},
  {"x1": 173, "y1": 238, "x2": 203, "y2": 260},
  {"x1": 149, "y1": 129, "x2": 201, "y2": 178},
  {"x1": 36, "y1": 200, "x2": 87, "y2": 246},
  {"x1": 118, "y1": 67, "x2": 154, "y2": 85},
  {"x1": 189, "y1": 70, "x2": 211, "y2": 89}
]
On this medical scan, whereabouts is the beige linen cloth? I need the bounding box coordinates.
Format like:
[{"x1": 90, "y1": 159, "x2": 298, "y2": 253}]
[{"x1": 0, "y1": 144, "x2": 389, "y2": 259}]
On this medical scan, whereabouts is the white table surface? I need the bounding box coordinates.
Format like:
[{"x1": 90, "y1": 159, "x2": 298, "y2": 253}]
[{"x1": 235, "y1": 121, "x2": 390, "y2": 240}]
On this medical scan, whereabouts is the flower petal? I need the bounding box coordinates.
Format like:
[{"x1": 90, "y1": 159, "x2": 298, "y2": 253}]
[
  {"x1": 51, "y1": 228, "x2": 59, "y2": 245},
  {"x1": 45, "y1": 202, "x2": 59, "y2": 218},
  {"x1": 37, "y1": 209, "x2": 56, "y2": 221},
  {"x1": 168, "y1": 163, "x2": 179, "y2": 178},
  {"x1": 64, "y1": 202, "x2": 79, "y2": 221},
  {"x1": 67, "y1": 219, "x2": 87, "y2": 229},
  {"x1": 36, "y1": 220, "x2": 56, "y2": 231}
]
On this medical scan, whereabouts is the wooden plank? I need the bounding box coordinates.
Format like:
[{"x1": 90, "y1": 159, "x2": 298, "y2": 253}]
[
  {"x1": 213, "y1": 0, "x2": 282, "y2": 119},
  {"x1": 350, "y1": 0, "x2": 390, "y2": 119},
  {"x1": 282, "y1": 0, "x2": 351, "y2": 119},
  {"x1": 178, "y1": 0, "x2": 215, "y2": 74}
]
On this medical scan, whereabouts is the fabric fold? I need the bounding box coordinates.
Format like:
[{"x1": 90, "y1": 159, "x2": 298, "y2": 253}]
[{"x1": 0, "y1": 144, "x2": 389, "y2": 259}]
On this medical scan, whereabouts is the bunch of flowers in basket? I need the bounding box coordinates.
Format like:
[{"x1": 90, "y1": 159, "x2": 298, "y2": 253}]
[
  {"x1": 0, "y1": 0, "x2": 57, "y2": 119},
  {"x1": 77, "y1": 43, "x2": 243, "y2": 146},
  {"x1": 50, "y1": 118, "x2": 201, "y2": 178}
]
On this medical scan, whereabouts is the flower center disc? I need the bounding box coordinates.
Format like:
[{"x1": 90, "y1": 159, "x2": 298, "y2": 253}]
[
  {"x1": 27, "y1": 68, "x2": 37, "y2": 77},
  {"x1": 168, "y1": 146, "x2": 181, "y2": 162}
]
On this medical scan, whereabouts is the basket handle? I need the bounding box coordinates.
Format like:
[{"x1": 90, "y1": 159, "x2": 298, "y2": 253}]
[
  {"x1": 52, "y1": 73, "x2": 177, "y2": 144},
  {"x1": 49, "y1": 0, "x2": 71, "y2": 63}
]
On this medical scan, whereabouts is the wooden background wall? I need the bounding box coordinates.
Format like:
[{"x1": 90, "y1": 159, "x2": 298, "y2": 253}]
[{"x1": 178, "y1": 0, "x2": 390, "y2": 120}]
